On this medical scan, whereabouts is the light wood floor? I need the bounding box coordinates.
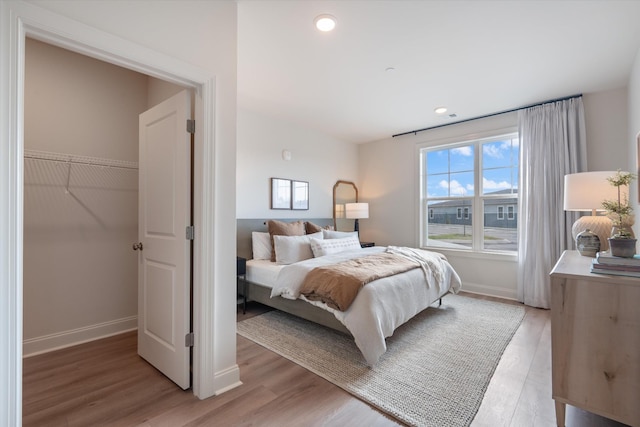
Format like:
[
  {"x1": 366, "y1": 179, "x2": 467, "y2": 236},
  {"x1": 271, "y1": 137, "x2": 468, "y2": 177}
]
[{"x1": 23, "y1": 293, "x2": 630, "y2": 427}]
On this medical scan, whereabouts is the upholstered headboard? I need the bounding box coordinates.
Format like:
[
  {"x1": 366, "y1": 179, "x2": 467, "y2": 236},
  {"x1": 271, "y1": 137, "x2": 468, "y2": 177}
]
[{"x1": 236, "y1": 218, "x2": 334, "y2": 259}]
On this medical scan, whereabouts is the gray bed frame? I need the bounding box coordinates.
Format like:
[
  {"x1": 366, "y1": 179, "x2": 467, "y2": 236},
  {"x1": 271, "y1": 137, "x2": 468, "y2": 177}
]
[
  {"x1": 237, "y1": 218, "x2": 351, "y2": 335},
  {"x1": 236, "y1": 218, "x2": 444, "y2": 335}
]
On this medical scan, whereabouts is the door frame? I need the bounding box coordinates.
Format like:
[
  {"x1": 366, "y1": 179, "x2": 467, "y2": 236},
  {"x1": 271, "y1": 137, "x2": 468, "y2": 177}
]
[{"x1": 0, "y1": 2, "x2": 239, "y2": 424}]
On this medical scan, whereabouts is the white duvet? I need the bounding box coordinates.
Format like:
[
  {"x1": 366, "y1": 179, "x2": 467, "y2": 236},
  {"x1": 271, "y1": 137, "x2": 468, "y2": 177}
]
[{"x1": 270, "y1": 246, "x2": 462, "y2": 366}]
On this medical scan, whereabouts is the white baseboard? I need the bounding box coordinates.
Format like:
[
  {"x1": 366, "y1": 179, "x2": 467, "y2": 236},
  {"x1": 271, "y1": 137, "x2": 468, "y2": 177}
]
[
  {"x1": 461, "y1": 281, "x2": 518, "y2": 301},
  {"x1": 23, "y1": 316, "x2": 138, "y2": 357},
  {"x1": 212, "y1": 364, "x2": 242, "y2": 397}
]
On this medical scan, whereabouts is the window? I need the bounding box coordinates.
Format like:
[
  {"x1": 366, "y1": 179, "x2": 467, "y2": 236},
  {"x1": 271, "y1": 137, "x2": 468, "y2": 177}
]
[{"x1": 421, "y1": 133, "x2": 519, "y2": 253}]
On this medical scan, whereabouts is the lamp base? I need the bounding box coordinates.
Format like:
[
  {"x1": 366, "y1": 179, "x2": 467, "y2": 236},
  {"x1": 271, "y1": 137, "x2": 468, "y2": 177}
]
[{"x1": 572, "y1": 215, "x2": 612, "y2": 253}]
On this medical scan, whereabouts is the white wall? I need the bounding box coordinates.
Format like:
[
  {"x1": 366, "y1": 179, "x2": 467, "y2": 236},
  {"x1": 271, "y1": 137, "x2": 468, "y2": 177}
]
[
  {"x1": 629, "y1": 47, "x2": 640, "y2": 234},
  {"x1": 358, "y1": 130, "x2": 418, "y2": 247},
  {"x1": 25, "y1": 38, "x2": 146, "y2": 161},
  {"x1": 147, "y1": 77, "x2": 186, "y2": 110},
  {"x1": 237, "y1": 108, "x2": 359, "y2": 219},
  {"x1": 584, "y1": 89, "x2": 628, "y2": 171},
  {"x1": 359, "y1": 91, "x2": 629, "y2": 300}
]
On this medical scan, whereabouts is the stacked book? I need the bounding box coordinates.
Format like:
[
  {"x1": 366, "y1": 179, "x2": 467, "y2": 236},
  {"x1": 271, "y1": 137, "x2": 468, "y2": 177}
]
[{"x1": 591, "y1": 251, "x2": 640, "y2": 277}]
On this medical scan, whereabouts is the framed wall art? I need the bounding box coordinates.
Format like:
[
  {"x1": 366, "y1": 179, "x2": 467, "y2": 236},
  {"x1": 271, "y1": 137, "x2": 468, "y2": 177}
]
[
  {"x1": 292, "y1": 180, "x2": 309, "y2": 210},
  {"x1": 271, "y1": 178, "x2": 291, "y2": 209}
]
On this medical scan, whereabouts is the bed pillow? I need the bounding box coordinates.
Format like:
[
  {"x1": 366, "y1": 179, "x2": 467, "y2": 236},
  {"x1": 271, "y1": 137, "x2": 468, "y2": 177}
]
[
  {"x1": 310, "y1": 236, "x2": 362, "y2": 257},
  {"x1": 267, "y1": 220, "x2": 305, "y2": 261},
  {"x1": 251, "y1": 231, "x2": 272, "y2": 260},
  {"x1": 273, "y1": 232, "x2": 323, "y2": 264},
  {"x1": 304, "y1": 221, "x2": 334, "y2": 234},
  {"x1": 323, "y1": 229, "x2": 358, "y2": 239}
]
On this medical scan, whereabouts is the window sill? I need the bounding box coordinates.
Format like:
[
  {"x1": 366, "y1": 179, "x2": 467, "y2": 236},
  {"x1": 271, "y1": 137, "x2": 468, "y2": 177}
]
[{"x1": 423, "y1": 246, "x2": 518, "y2": 263}]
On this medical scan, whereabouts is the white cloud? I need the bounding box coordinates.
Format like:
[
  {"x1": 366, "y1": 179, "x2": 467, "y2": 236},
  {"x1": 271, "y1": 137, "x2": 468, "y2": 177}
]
[
  {"x1": 452, "y1": 146, "x2": 472, "y2": 156},
  {"x1": 483, "y1": 177, "x2": 511, "y2": 190},
  {"x1": 439, "y1": 179, "x2": 467, "y2": 195},
  {"x1": 483, "y1": 144, "x2": 504, "y2": 159},
  {"x1": 483, "y1": 139, "x2": 519, "y2": 159}
]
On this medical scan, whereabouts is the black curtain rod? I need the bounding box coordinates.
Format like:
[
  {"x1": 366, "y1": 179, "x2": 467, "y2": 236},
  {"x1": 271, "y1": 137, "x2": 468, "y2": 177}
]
[{"x1": 392, "y1": 93, "x2": 583, "y2": 138}]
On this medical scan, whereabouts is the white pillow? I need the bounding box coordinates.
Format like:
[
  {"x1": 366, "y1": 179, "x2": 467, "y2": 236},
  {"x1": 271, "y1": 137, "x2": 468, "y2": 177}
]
[
  {"x1": 251, "y1": 231, "x2": 272, "y2": 260},
  {"x1": 310, "y1": 236, "x2": 362, "y2": 257},
  {"x1": 322, "y1": 230, "x2": 358, "y2": 239},
  {"x1": 273, "y1": 232, "x2": 323, "y2": 265}
]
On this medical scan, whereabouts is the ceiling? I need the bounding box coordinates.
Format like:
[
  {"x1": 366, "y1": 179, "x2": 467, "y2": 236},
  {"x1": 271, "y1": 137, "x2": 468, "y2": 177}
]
[{"x1": 237, "y1": 0, "x2": 640, "y2": 144}]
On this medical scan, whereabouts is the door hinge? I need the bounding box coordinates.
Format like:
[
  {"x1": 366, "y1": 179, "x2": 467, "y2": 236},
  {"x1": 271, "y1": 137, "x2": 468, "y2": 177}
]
[
  {"x1": 186, "y1": 119, "x2": 195, "y2": 134},
  {"x1": 185, "y1": 332, "x2": 194, "y2": 347},
  {"x1": 186, "y1": 225, "x2": 194, "y2": 240}
]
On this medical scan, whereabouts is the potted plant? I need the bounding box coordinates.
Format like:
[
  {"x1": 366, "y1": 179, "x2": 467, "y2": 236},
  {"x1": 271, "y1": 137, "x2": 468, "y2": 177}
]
[{"x1": 602, "y1": 170, "x2": 637, "y2": 257}]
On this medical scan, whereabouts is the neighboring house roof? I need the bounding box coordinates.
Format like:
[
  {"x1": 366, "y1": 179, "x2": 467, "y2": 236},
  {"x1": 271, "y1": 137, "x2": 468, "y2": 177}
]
[{"x1": 429, "y1": 189, "x2": 518, "y2": 208}]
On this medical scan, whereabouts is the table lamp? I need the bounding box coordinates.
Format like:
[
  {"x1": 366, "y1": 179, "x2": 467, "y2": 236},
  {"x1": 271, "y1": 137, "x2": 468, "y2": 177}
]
[
  {"x1": 564, "y1": 171, "x2": 618, "y2": 254},
  {"x1": 345, "y1": 202, "x2": 369, "y2": 233}
]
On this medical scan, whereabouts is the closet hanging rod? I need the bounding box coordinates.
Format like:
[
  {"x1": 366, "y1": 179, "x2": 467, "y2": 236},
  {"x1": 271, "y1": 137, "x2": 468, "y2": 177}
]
[{"x1": 24, "y1": 149, "x2": 138, "y2": 171}]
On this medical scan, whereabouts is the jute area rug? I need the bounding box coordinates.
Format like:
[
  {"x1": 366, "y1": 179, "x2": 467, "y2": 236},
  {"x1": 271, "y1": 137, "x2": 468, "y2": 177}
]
[{"x1": 237, "y1": 294, "x2": 526, "y2": 427}]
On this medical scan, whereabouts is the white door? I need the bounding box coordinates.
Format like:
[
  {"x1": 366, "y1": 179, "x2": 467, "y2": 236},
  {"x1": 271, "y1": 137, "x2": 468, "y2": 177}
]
[{"x1": 137, "y1": 90, "x2": 192, "y2": 389}]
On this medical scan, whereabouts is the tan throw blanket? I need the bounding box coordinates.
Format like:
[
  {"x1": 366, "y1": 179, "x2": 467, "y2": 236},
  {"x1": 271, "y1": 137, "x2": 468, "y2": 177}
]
[{"x1": 300, "y1": 253, "x2": 420, "y2": 311}]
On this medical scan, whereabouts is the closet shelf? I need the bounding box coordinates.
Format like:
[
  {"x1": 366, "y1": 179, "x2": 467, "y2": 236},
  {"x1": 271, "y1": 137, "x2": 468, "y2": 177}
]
[{"x1": 24, "y1": 149, "x2": 138, "y2": 170}]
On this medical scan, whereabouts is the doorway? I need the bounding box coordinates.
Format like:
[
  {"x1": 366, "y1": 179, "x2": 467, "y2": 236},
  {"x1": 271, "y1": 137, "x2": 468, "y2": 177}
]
[
  {"x1": 23, "y1": 38, "x2": 193, "y2": 387},
  {"x1": 2, "y1": 5, "x2": 239, "y2": 422}
]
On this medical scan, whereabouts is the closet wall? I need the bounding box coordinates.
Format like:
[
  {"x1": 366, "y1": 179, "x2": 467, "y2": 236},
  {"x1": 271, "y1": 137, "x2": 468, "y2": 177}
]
[{"x1": 23, "y1": 38, "x2": 182, "y2": 356}]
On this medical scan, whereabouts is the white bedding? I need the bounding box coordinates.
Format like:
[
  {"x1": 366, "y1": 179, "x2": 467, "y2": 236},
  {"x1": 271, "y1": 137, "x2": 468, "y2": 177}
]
[
  {"x1": 268, "y1": 246, "x2": 462, "y2": 366},
  {"x1": 246, "y1": 259, "x2": 283, "y2": 286}
]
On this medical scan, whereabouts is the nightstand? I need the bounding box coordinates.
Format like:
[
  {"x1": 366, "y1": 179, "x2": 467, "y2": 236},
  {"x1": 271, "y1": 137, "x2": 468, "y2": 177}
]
[
  {"x1": 236, "y1": 256, "x2": 247, "y2": 314},
  {"x1": 360, "y1": 242, "x2": 375, "y2": 248},
  {"x1": 550, "y1": 250, "x2": 640, "y2": 426}
]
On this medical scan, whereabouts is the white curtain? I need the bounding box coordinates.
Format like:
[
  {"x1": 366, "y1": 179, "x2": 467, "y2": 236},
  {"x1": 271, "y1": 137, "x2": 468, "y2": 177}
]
[{"x1": 517, "y1": 97, "x2": 587, "y2": 308}]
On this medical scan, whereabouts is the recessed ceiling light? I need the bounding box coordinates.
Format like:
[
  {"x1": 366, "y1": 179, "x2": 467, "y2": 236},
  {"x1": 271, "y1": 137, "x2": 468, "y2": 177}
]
[
  {"x1": 385, "y1": 67, "x2": 396, "y2": 73},
  {"x1": 314, "y1": 14, "x2": 337, "y2": 32},
  {"x1": 434, "y1": 107, "x2": 448, "y2": 114}
]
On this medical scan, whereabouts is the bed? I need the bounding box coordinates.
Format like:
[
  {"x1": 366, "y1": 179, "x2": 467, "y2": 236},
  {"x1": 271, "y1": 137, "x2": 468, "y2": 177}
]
[{"x1": 237, "y1": 218, "x2": 462, "y2": 366}]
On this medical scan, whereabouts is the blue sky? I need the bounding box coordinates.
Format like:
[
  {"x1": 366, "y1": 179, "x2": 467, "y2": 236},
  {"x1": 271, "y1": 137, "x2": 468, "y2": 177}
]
[{"x1": 425, "y1": 137, "x2": 519, "y2": 198}]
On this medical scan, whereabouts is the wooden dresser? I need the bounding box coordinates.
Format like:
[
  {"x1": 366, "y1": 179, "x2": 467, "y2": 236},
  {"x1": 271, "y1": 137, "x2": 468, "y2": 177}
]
[{"x1": 550, "y1": 250, "x2": 640, "y2": 427}]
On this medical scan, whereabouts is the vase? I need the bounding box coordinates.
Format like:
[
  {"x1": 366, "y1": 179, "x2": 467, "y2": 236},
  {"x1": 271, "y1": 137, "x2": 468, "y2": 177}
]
[
  {"x1": 575, "y1": 229, "x2": 600, "y2": 257},
  {"x1": 609, "y1": 214, "x2": 635, "y2": 237},
  {"x1": 608, "y1": 238, "x2": 637, "y2": 258},
  {"x1": 611, "y1": 225, "x2": 635, "y2": 239}
]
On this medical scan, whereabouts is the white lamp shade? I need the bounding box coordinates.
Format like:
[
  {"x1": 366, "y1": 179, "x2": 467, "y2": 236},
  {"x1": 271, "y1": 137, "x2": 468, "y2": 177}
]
[
  {"x1": 563, "y1": 171, "x2": 620, "y2": 212},
  {"x1": 345, "y1": 202, "x2": 369, "y2": 219},
  {"x1": 564, "y1": 171, "x2": 628, "y2": 253}
]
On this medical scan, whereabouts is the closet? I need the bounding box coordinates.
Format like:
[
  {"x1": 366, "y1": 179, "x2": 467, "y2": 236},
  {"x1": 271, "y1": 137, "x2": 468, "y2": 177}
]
[
  {"x1": 23, "y1": 38, "x2": 184, "y2": 356},
  {"x1": 23, "y1": 150, "x2": 139, "y2": 355}
]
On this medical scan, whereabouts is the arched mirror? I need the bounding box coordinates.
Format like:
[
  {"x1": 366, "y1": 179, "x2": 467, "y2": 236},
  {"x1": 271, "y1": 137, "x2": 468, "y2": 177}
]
[{"x1": 333, "y1": 180, "x2": 358, "y2": 231}]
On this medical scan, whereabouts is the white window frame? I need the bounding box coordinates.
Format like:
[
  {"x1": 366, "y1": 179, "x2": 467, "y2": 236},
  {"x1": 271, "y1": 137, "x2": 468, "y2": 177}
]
[
  {"x1": 497, "y1": 206, "x2": 504, "y2": 220},
  {"x1": 507, "y1": 205, "x2": 515, "y2": 220},
  {"x1": 419, "y1": 131, "x2": 519, "y2": 255}
]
